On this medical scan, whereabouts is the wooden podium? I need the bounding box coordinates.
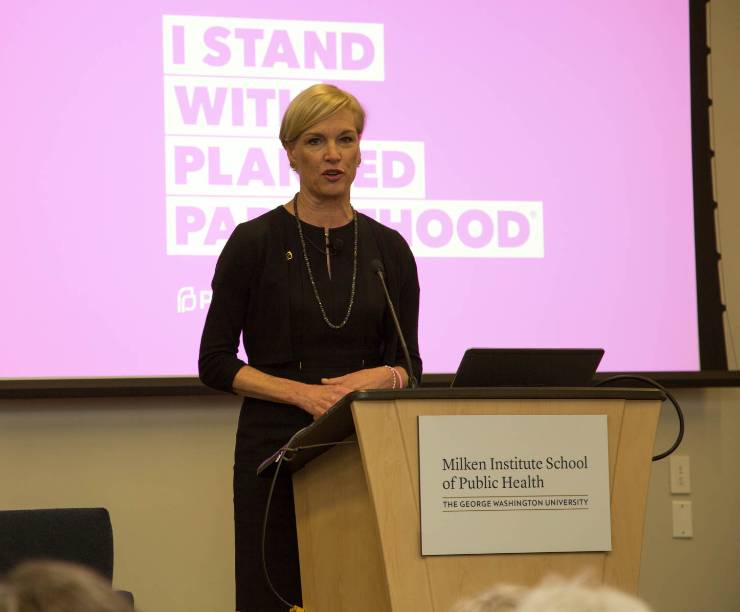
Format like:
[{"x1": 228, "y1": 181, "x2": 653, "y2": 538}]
[{"x1": 268, "y1": 387, "x2": 662, "y2": 611}]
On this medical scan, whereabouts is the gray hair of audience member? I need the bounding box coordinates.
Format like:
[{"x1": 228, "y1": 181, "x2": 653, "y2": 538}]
[
  {"x1": 451, "y1": 576, "x2": 653, "y2": 612},
  {"x1": 450, "y1": 583, "x2": 527, "y2": 612},
  {"x1": 0, "y1": 560, "x2": 133, "y2": 612}
]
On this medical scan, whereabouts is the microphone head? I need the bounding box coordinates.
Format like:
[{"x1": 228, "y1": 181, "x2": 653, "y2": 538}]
[
  {"x1": 329, "y1": 237, "x2": 344, "y2": 254},
  {"x1": 371, "y1": 258, "x2": 385, "y2": 275}
]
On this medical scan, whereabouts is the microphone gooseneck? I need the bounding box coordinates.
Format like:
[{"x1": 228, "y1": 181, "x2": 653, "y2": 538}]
[{"x1": 371, "y1": 258, "x2": 418, "y2": 388}]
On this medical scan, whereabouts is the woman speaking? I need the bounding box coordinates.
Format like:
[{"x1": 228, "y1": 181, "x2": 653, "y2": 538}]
[{"x1": 198, "y1": 83, "x2": 422, "y2": 611}]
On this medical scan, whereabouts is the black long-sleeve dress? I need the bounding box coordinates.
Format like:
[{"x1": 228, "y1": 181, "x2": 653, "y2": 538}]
[{"x1": 199, "y1": 205, "x2": 421, "y2": 611}]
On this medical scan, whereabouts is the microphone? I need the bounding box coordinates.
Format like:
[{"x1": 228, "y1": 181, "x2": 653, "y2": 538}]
[
  {"x1": 328, "y1": 237, "x2": 343, "y2": 255},
  {"x1": 371, "y1": 258, "x2": 418, "y2": 389}
]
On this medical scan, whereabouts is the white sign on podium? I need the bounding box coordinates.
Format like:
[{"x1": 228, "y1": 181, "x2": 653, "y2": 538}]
[{"x1": 418, "y1": 415, "x2": 611, "y2": 556}]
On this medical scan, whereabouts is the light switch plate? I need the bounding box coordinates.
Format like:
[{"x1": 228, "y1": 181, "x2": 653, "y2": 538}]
[
  {"x1": 670, "y1": 455, "x2": 691, "y2": 494},
  {"x1": 672, "y1": 500, "x2": 693, "y2": 538}
]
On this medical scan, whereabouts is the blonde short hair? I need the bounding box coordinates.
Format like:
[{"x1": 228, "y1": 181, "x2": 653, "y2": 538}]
[{"x1": 279, "y1": 83, "x2": 365, "y2": 149}]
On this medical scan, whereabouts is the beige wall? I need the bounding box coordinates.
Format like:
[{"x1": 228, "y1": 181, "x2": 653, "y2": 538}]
[
  {"x1": 639, "y1": 388, "x2": 740, "y2": 611},
  {"x1": 711, "y1": 0, "x2": 740, "y2": 368},
  {"x1": 1, "y1": 387, "x2": 740, "y2": 612},
  {"x1": 0, "y1": 396, "x2": 241, "y2": 612}
]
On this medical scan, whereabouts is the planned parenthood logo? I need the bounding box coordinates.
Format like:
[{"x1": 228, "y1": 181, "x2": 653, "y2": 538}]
[
  {"x1": 176, "y1": 286, "x2": 212, "y2": 313},
  {"x1": 162, "y1": 15, "x2": 544, "y2": 258}
]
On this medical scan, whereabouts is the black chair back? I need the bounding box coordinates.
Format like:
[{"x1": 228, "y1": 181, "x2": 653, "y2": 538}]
[{"x1": 0, "y1": 508, "x2": 114, "y2": 580}]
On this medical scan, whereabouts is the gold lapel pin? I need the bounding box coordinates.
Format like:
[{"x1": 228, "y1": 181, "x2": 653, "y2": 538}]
[{"x1": 285, "y1": 250, "x2": 293, "y2": 261}]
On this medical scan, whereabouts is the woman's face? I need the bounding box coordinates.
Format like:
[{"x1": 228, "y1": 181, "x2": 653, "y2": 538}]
[{"x1": 287, "y1": 108, "x2": 361, "y2": 202}]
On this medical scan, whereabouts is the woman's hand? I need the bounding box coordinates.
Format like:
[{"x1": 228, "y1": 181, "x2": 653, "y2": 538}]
[
  {"x1": 229, "y1": 364, "x2": 409, "y2": 420},
  {"x1": 296, "y1": 382, "x2": 355, "y2": 419},
  {"x1": 321, "y1": 366, "x2": 396, "y2": 393}
]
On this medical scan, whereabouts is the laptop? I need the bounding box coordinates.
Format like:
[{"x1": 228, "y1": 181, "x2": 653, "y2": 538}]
[{"x1": 451, "y1": 348, "x2": 604, "y2": 388}]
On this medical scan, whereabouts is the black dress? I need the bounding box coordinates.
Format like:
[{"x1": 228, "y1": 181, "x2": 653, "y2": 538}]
[{"x1": 199, "y1": 206, "x2": 421, "y2": 611}]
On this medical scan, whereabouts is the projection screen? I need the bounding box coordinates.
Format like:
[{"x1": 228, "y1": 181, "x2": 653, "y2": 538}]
[{"x1": 0, "y1": 1, "x2": 706, "y2": 378}]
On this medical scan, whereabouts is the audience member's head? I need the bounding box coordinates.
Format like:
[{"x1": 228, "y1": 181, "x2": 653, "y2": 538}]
[
  {"x1": 0, "y1": 560, "x2": 133, "y2": 612},
  {"x1": 451, "y1": 575, "x2": 653, "y2": 612},
  {"x1": 451, "y1": 583, "x2": 528, "y2": 612}
]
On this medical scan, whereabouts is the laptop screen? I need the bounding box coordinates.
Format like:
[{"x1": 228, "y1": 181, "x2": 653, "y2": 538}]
[{"x1": 451, "y1": 348, "x2": 605, "y2": 388}]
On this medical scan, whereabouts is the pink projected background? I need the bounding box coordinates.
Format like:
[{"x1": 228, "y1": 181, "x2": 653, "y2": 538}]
[{"x1": 0, "y1": 1, "x2": 698, "y2": 377}]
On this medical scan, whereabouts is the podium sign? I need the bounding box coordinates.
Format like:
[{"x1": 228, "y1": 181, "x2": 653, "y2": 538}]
[{"x1": 418, "y1": 415, "x2": 611, "y2": 556}]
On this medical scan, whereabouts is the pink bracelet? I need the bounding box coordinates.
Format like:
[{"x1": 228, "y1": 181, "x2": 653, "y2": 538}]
[
  {"x1": 392, "y1": 366, "x2": 404, "y2": 389},
  {"x1": 384, "y1": 365, "x2": 398, "y2": 390}
]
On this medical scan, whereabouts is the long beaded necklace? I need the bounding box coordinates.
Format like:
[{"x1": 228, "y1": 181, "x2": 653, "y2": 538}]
[{"x1": 293, "y1": 194, "x2": 358, "y2": 330}]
